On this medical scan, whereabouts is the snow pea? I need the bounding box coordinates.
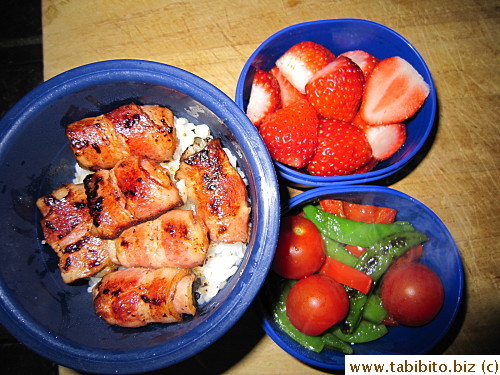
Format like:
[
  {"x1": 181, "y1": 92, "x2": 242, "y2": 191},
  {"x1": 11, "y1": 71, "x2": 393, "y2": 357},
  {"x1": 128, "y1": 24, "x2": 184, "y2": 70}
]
[
  {"x1": 321, "y1": 333, "x2": 354, "y2": 354},
  {"x1": 272, "y1": 280, "x2": 325, "y2": 352},
  {"x1": 362, "y1": 294, "x2": 388, "y2": 324},
  {"x1": 343, "y1": 230, "x2": 428, "y2": 333},
  {"x1": 356, "y1": 230, "x2": 429, "y2": 280},
  {"x1": 331, "y1": 320, "x2": 388, "y2": 343},
  {"x1": 303, "y1": 205, "x2": 414, "y2": 247},
  {"x1": 322, "y1": 235, "x2": 358, "y2": 268}
]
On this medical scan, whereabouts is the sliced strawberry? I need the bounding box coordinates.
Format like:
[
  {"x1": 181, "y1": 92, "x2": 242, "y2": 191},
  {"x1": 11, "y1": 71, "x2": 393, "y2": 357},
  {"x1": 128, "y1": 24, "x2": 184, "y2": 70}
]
[
  {"x1": 270, "y1": 66, "x2": 306, "y2": 107},
  {"x1": 246, "y1": 68, "x2": 281, "y2": 127},
  {"x1": 307, "y1": 118, "x2": 372, "y2": 176},
  {"x1": 362, "y1": 123, "x2": 407, "y2": 161},
  {"x1": 259, "y1": 99, "x2": 319, "y2": 168},
  {"x1": 305, "y1": 56, "x2": 365, "y2": 122},
  {"x1": 351, "y1": 111, "x2": 369, "y2": 129},
  {"x1": 275, "y1": 41, "x2": 335, "y2": 95},
  {"x1": 339, "y1": 50, "x2": 379, "y2": 78},
  {"x1": 360, "y1": 56, "x2": 430, "y2": 124}
]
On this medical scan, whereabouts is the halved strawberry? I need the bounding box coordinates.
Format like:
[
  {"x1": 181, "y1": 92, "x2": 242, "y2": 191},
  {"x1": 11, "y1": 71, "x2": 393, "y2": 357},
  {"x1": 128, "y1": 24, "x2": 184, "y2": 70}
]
[
  {"x1": 275, "y1": 41, "x2": 335, "y2": 95},
  {"x1": 339, "y1": 50, "x2": 379, "y2": 78},
  {"x1": 360, "y1": 56, "x2": 430, "y2": 125},
  {"x1": 270, "y1": 66, "x2": 306, "y2": 107},
  {"x1": 351, "y1": 112, "x2": 406, "y2": 161},
  {"x1": 307, "y1": 118, "x2": 372, "y2": 176},
  {"x1": 353, "y1": 157, "x2": 378, "y2": 174},
  {"x1": 305, "y1": 56, "x2": 365, "y2": 122},
  {"x1": 362, "y1": 123, "x2": 407, "y2": 161},
  {"x1": 246, "y1": 68, "x2": 281, "y2": 127},
  {"x1": 259, "y1": 99, "x2": 319, "y2": 168}
]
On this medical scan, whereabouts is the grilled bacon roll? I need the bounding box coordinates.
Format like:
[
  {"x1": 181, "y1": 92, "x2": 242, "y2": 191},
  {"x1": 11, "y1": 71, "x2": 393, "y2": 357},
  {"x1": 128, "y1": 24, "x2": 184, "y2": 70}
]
[
  {"x1": 84, "y1": 156, "x2": 182, "y2": 239},
  {"x1": 92, "y1": 267, "x2": 197, "y2": 327},
  {"x1": 175, "y1": 138, "x2": 251, "y2": 243},
  {"x1": 66, "y1": 104, "x2": 177, "y2": 171},
  {"x1": 111, "y1": 209, "x2": 209, "y2": 269},
  {"x1": 36, "y1": 183, "x2": 116, "y2": 283}
]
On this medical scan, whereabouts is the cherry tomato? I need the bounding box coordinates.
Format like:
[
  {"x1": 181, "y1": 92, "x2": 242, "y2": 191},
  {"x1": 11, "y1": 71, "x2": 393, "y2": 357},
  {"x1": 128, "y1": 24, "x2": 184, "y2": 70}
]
[
  {"x1": 272, "y1": 215, "x2": 326, "y2": 279},
  {"x1": 380, "y1": 262, "x2": 444, "y2": 326},
  {"x1": 286, "y1": 274, "x2": 349, "y2": 336}
]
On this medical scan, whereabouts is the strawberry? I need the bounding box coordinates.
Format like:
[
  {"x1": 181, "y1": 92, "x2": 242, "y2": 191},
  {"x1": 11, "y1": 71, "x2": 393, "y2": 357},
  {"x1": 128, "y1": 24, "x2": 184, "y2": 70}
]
[
  {"x1": 360, "y1": 56, "x2": 430, "y2": 125},
  {"x1": 305, "y1": 56, "x2": 365, "y2": 122},
  {"x1": 352, "y1": 112, "x2": 407, "y2": 161},
  {"x1": 275, "y1": 41, "x2": 335, "y2": 95},
  {"x1": 259, "y1": 99, "x2": 319, "y2": 168},
  {"x1": 339, "y1": 50, "x2": 379, "y2": 79},
  {"x1": 363, "y1": 123, "x2": 407, "y2": 161},
  {"x1": 351, "y1": 111, "x2": 369, "y2": 129},
  {"x1": 352, "y1": 112, "x2": 406, "y2": 161},
  {"x1": 353, "y1": 157, "x2": 378, "y2": 174},
  {"x1": 246, "y1": 68, "x2": 281, "y2": 127},
  {"x1": 307, "y1": 118, "x2": 372, "y2": 176},
  {"x1": 270, "y1": 66, "x2": 306, "y2": 107}
]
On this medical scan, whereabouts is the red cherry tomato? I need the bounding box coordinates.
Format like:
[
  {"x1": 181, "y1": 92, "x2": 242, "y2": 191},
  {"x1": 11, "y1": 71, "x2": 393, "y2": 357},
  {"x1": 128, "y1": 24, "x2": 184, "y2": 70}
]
[
  {"x1": 272, "y1": 215, "x2": 326, "y2": 279},
  {"x1": 380, "y1": 262, "x2": 444, "y2": 326},
  {"x1": 286, "y1": 274, "x2": 349, "y2": 336}
]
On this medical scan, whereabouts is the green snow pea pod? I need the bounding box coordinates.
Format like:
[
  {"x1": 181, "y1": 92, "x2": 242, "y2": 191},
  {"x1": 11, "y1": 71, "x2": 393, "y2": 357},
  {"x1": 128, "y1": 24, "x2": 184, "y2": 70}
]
[
  {"x1": 356, "y1": 230, "x2": 429, "y2": 281},
  {"x1": 321, "y1": 333, "x2": 354, "y2": 354},
  {"x1": 272, "y1": 280, "x2": 325, "y2": 352},
  {"x1": 331, "y1": 320, "x2": 388, "y2": 343},
  {"x1": 322, "y1": 235, "x2": 358, "y2": 268},
  {"x1": 303, "y1": 205, "x2": 414, "y2": 247},
  {"x1": 362, "y1": 294, "x2": 388, "y2": 324},
  {"x1": 343, "y1": 230, "x2": 428, "y2": 333}
]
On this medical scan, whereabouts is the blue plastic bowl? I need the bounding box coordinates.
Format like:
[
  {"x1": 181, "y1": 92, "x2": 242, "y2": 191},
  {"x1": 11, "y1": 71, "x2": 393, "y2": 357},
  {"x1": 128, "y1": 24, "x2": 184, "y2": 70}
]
[
  {"x1": 235, "y1": 19, "x2": 437, "y2": 187},
  {"x1": 258, "y1": 186, "x2": 463, "y2": 369},
  {"x1": 0, "y1": 60, "x2": 280, "y2": 374}
]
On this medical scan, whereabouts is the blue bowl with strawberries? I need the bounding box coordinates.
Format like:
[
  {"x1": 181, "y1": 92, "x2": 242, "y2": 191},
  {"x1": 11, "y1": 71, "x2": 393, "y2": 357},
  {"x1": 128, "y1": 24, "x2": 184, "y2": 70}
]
[
  {"x1": 257, "y1": 185, "x2": 463, "y2": 369},
  {"x1": 235, "y1": 19, "x2": 437, "y2": 187}
]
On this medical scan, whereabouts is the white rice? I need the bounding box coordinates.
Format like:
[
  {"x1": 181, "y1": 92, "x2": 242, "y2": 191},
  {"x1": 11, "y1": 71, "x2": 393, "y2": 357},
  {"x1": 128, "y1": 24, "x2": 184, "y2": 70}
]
[{"x1": 76, "y1": 117, "x2": 247, "y2": 305}]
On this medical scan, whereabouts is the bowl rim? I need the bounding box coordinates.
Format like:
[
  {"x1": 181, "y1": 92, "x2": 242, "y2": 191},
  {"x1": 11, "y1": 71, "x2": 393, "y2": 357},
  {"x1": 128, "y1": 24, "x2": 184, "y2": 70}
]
[
  {"x1": 0, "y1": 59, "x2": 280, "y2": 373},
  {"x1": 258, "y1": 185, "x2": 464, "y2": 369},
  {"x1": 235, "y1": 18, "x2": 437, "y2": 187}
]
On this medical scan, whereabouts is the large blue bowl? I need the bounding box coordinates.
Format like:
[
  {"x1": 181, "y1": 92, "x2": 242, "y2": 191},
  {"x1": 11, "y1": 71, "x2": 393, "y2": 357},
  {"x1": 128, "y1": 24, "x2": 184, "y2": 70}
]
[
  {"x1": 0, "y1": 60, "x2": 280, "y2": 374},
  {"x1": 235, "y1": 19, "x2": 437, "y2": 187},
  {"x1": 258, "y1": 186, "x2": 463, "y2": 369}
]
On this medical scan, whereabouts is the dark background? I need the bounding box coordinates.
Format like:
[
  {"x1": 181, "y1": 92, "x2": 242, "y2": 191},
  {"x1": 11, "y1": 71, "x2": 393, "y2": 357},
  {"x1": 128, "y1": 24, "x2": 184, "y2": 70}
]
[{"x1": 0, "y1": 0, "x2": 57, "y2": 373}]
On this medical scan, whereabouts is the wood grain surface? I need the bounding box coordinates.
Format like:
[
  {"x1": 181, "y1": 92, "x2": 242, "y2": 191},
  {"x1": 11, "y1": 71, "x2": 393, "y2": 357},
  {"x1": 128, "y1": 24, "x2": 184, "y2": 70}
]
[{"x1": 41, "y1": 0, "x2": 499, "y2": 373}]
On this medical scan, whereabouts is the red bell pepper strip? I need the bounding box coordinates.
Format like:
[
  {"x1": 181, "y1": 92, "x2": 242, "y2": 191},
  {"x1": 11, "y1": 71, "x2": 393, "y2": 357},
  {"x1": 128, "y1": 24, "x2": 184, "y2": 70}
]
[
  {"x1": 319, "y1": 256, "x2": 373, "y2": 295},
  {"x1": 391, "y1": 244, "x2": 424, "y2": 267},
  {"x1": 319, "y1": 199, "x2": 346, "y2": 218},
  {"x1": 320, "y1": 199, "x2": 397, "y2": 224},
  {"x1": 344, "y1": 244, "x2": 367, "y2": 257}
]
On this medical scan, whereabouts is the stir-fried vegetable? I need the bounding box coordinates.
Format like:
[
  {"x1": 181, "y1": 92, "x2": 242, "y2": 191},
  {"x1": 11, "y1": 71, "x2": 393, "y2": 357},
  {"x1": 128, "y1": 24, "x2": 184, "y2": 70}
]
[
  {"x1": 269, "y1": 199, "x2": 442, "y2": 355},
  {"x1": 342, "y1": 230, "x2": 429, "y2": 333},
  {"x1": 303, "y1": 204, "x2": 414, "y2": 247},
  {"x1": 272, "y1": 279, "x2": 325, "y2": 352}
]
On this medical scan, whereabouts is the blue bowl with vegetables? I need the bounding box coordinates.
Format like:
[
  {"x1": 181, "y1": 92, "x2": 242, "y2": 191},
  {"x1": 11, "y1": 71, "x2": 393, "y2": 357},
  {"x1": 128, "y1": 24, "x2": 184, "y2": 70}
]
[
  {"x1": 258, "y1": 186, "x2": 463, "y2": 369},
  {"x1": 235, "y1": 19, "x2": 437, "y2": 187}
]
